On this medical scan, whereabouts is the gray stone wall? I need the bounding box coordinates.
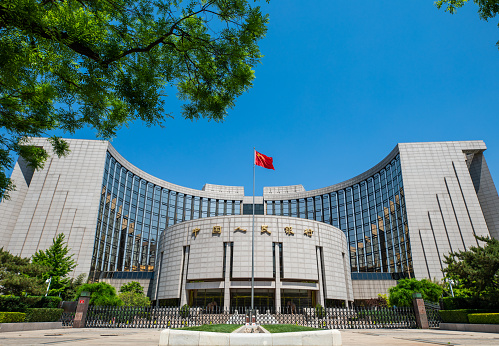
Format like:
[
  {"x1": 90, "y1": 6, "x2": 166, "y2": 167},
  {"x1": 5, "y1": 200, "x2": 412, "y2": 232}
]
[
  {"x1": 0, "y1": 158, "x2": 33, "y2": 250},
  {"x1": 0, "y1": 138, "x2": 108, "y2": 278},
  {"x1": 467, "y1": 152, "x2": 499, "y2": 240},
  {"x1": 398, "y1": 141, "x2": 492, "y2": 280}
]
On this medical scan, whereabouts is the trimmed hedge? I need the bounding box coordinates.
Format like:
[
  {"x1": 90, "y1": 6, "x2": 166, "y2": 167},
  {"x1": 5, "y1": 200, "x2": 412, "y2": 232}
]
[
  {"x1": 0, "y1": 296, "x2": 62, "y2": 312},
  {"x1": 441, "y1": 297, "x2": 499, "y2": 310},
  {"x1": 0, "y1": 312, "x2": 26, "y2": 323},
  {"x1": 439, "y1": 309, "x2": 499, "y2": 323},
  {"x1": 25, "y1": 308, "x2": 64, "y2": 322},
  {"x1": 468, "y1": 313, "x2": 499, "y2": 325},
  {"x1": 439, "y1": 309, "x2": 470, "y2": 323}
]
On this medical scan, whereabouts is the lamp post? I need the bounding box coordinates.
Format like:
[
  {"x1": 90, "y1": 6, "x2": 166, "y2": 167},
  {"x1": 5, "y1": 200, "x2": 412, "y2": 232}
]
[
  {"x1": 45, "y1": 277, "x2": 52, "y2": 296},
  {"x1": 448, "y1": 279, "x2": 455, "y2": 297}
]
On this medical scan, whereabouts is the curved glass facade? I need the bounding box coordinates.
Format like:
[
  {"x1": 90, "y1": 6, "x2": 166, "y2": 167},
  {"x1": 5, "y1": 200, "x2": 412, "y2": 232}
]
[
  {"x1": 266, "y1": 154, "x2": 413, "y2": 277},
  {"x1": 90, "y1": 152, "x2": 242, "y2": 280},
  {"x1": 91, "y1": 150, "x2": 413, "y2": 281}
]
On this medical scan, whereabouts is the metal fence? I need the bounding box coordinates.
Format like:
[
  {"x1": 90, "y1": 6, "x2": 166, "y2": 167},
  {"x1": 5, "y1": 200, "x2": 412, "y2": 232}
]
[
  {"x1": 60, "y1": 311, "x2": 76, "y2": 327},
  {"x1": 61, "y1": 305, "x2": 418, "y2": 329},
  {"x1": 424, "y1": 301, "x2": 443, "y2": 328}
]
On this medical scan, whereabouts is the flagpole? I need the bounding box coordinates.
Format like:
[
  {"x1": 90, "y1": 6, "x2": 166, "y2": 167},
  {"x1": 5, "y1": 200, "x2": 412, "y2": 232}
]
[{"x1": 251, "y1": 147, "x2": 255, "y2": 312}]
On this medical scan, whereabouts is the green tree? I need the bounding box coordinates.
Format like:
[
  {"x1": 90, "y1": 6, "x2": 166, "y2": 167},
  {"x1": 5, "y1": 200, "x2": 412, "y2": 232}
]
[
  {"x1": 119, "y1": 281, "x2": 144, "y2": 295},
  {"x1": 118, "y1": 291, "x2": 151, "y2": 307},
  {"x1": 443, "y1": 235, "x2": 499, "y2": 302},
  {"x1": 61, "y1": 273, "x2": 86, "y2": 301},
  {"x1": 0, "y1": 0, "x2": 269, "y2": 200},
  {"x1": 0, "y1": 248, "x2": 48, "y2": 296},
  {"x1": 435, "y1": 0, "x2": 499, "y2": 49},
  {"x1": 388, "y1": 278, "x2": 443, "y2": 307},
  {"x1": 118, "y1": 281, "x2": 150, "y2": 306},
  {"x1": 74, "y1": 282, "x2": 123, "y2": 306},
  {"x1": 32, "y1": 233, "x2": 77, "y2": 296}
]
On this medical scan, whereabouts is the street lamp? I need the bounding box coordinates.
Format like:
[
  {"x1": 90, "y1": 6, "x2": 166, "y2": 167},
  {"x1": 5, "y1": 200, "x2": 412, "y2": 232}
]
[{"x1": 45, "y1": 277, "x2": 52, "y2": 296}]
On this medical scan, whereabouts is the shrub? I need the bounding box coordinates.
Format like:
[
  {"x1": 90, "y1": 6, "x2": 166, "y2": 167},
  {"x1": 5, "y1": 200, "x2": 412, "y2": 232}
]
[
  {"x1": 315, "y1": 304, "x2": 325, "y2": 318},
  {"x1": 74, "y1": 282, "x2": 122, "y2": 306},
  {"x1": 25, "y1": 308, "x2": 64, "y2": 322},
  {"x1": 0, "y1": 312, "x2": 26, "y2": 323},
  {"x1": 0, "y1": 296, "x2": 28, "y2": 312},
  {"x1": 24, "y1": 296, "x2": 62, "y2": 309},
  {"x1": 442, "y1": 297, "x2": 499, "y2": 310},
  {"x1": 389, "y1": 278, "x2": 443, "y2": 307},
  {"x1": 439, "y1": 309, "x2": 497, "y2": 323},
  {"x1": 468, "y1": 313, "x2": 499, "y2": 324},
  {"x1": 119, "y1": 282, "x2": 144, "y2": 295},
  {"x1": 0, "y1": 296, "x2": 62, "y2": 312},
  {"x1": 439, "y1": 309, "x2": 470, "y2": 323},
  {"x1": 180, "y1": 304, "x2": 190, "y2": 318},
  {"x1": 118, "y1": 291, "x2": 151, "y2": 307}
]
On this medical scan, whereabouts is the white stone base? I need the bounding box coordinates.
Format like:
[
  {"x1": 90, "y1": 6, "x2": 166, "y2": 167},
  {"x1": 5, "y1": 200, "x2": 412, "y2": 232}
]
[
  {"x1": 0, "y1": 322, "x2": 63, "y2": 333},
  {"x1": 159, "y1": 328, "x2": 342, "y2": 345},
  {"x1": 440, "y1": 323, "x2": 499, "y2": 333}
]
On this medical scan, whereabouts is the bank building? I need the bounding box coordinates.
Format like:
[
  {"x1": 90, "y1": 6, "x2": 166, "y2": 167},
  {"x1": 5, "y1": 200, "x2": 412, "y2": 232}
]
[{"x1": 1, "y1": 138, "x2": 498, "y2": 310}]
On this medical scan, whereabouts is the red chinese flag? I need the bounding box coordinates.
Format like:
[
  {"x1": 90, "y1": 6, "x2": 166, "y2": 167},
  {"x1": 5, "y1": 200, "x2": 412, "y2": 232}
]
[{"x1": 255, "y1": 150, "x2": 275, "y2": 170}]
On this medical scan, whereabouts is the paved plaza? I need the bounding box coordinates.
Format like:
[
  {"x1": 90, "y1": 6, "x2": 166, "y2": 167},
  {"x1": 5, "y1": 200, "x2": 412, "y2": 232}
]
[{"x1": 1, "y1": 328, "x2": 499, "y2": 345}]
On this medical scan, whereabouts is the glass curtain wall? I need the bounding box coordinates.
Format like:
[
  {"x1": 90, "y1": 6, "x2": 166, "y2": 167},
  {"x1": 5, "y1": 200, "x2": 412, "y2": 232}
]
[
  {"x1": 266, "y1": 155, "x2": 413, "y2": 277},
  {"x1": 90, "y1": 152, "x2": 242, "y2": 281}
]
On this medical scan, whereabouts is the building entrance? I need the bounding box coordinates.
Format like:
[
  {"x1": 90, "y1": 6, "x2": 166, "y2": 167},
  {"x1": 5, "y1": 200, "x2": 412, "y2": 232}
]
[
  {"x1": 230, "y1": 289, "x2": 274, "y2": 309},
  {"x1": 281, "y1": 289, "x2": 315, "y2": 310},
  {"x1": 189, "y1": 289, "x2": 224, "y2": 309}
]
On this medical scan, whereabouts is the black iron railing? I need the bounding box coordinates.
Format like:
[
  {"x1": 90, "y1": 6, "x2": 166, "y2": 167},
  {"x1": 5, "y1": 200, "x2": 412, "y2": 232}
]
[
  {"x1": 60, "y1": 311, "x2": 76, "y2": 327},
  {"x1": 61, "y1": 305, "x2": 418, "y2": 329},
  {"x1": 424, "y1": 301, "x2": 442, "y2": 328}
]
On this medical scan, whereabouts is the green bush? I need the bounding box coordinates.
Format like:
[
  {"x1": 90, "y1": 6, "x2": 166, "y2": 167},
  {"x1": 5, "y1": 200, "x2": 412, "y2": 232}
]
[
  {"x1": 25, "y1": 308, "x2": 63, "y2": 322},
  {"x1": 0, "y1": 296, "x2": 62, "y2": 312},
  {"x1": 315, "y1": 304, "x2": 325, "y2": 318},
  {"x1": 441, "y1": 297, "x2": 499, "y2": 310},
  {"x1": 439, "y1": 309, "x2": 470, "y2": 323},
  {"x1": 389, "y1": 278, "x2": 443, "y2": 307},
  {"x1": 439, "y1": 309, "x2": 497, "y2": 323},
  {"x1": 25, "y1": 296, "x2": 62, "y2": 309},
  {"x1": 0, "y1": 296, "x2": 28, "y2": 312},
  {"x1": 0, "y1": 312, "x2": 26, "y2": 323},
  {"x1": 119, "y1": 291, "x2": 151, "y2": 307},
  {"x1": 180, "y1": 304, "x2": 190, "y2": 318},
  {"x1": 74, "y1": 282, "x2": 122, "y2": 306},
  {"x1": 468, "y1": 313, "x2": 499, "y2": 324}
]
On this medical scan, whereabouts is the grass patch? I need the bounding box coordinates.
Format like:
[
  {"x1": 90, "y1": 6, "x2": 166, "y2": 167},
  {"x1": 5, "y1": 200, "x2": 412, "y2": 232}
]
[
  {"x1": 262, "y1": 324, "x2": 322, "y2": 333},
  {"x1": 175, "y1": 324, "x2": 242, "y2": 333}
]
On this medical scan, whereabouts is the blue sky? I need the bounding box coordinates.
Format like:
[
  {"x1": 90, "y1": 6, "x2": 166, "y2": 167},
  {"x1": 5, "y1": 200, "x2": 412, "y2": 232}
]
[{"x1": 47, "y1": 1, "x2": 499, "y2": 196}]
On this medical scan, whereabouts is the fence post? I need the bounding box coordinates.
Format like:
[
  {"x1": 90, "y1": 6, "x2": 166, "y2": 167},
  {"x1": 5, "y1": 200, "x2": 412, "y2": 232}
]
[
  {"x1": 73, "y1": 291, "x2": 91, "y2": 328},
  {"x1": 412, "y1": 293, "x2": 429, "y2": 329}
]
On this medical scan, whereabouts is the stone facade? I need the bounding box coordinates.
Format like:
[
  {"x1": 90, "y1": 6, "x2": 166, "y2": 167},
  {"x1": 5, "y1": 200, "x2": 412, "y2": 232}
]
[
  {"x1": 0, "y1": 138, "x2": 497, "y2": 304},
  {"x1": 0, "y1": 138, "x2": 108, "y2": 278},
  {"x1": 398, "y1": 141, "x2": 494, "y2": 280},
  {"x1": 152, "y1": 215, "x2": 352, "y2": 308}
]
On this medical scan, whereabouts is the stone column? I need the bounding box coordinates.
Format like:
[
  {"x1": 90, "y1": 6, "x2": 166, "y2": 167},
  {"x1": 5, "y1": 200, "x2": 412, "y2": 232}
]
[
  {"x1": 73, "y1": 291, "x2": 90, "y2": 328},
  {"x1": 224, "y1": 243, "x2": 231, "y2": 309},
  {"x1": 154, "y1": 252, "x2": 164, "y2": 307},
  {"x1": 275, "y1": 244, "x2": 281, "y2": 311},
  {"x1": 316, "y1": 247, "x2": 325, "y2": 307},
  {"x1": 412, "y1": 293, "x2": 429, "y2": 329},
  {"x1": 180, "y1": 246, "x2": 190, "y2": 306}
]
